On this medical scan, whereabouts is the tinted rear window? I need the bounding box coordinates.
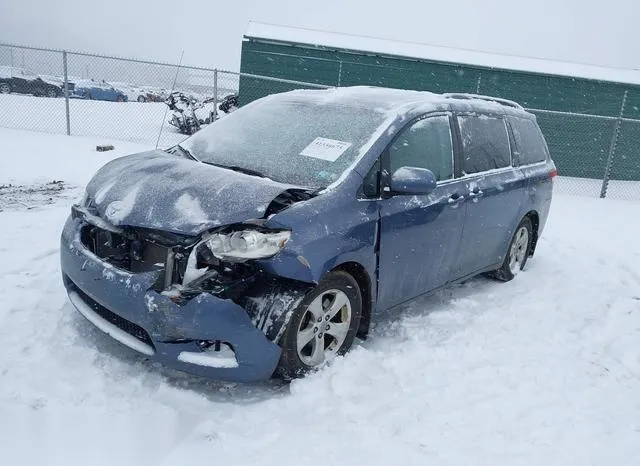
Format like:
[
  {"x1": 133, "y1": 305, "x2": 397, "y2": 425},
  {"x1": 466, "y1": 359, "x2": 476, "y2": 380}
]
[
  {"x1": 458, "y1": 116, "x2": 511, "y2": 174},
  {"x1": 509, "y1": 117, "x2": 548, "y2": 165}
]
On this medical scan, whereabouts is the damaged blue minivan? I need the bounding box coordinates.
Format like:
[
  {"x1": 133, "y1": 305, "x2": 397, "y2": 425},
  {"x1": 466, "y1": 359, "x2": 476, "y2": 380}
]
[{"x1": 60, "y1": 87, "x2": 556, "y2": 381}]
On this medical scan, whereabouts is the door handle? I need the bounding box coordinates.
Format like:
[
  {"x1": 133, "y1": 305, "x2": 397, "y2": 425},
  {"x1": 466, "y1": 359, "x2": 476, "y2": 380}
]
[
  {"x1": 468, "y1": 189, "x2": 484, "y2": 199},
  {"x1": 447, "y1": 193, "x2": 465, "y2": 205}
]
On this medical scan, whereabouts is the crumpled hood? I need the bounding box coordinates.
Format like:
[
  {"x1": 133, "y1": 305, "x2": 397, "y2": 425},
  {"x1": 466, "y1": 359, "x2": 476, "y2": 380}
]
[{"x1": 85, "y1": 150, "x2": 295, "y2": 236}]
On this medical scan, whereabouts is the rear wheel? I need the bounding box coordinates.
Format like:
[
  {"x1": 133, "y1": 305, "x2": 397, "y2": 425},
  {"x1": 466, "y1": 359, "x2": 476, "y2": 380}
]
[
  {"x1": 491, "y1": 217, "x2": 533, "y2": 282},
  {"x1": 277, "y1": 271, "x2": 362, "y2": 379},
  {"x1": 46, "y1": 88, "x2": 58, "y2": 98},
  {"x1": 0, "y1": 83, "x2": 12, "y2": 94},
  {"x1": 137, "y1": 95, "x2": 146, "y2": 103}
]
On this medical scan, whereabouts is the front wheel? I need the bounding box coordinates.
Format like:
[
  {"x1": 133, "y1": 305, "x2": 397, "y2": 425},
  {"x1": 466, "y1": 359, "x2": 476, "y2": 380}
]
[
  {"x1": 0, "y1": 83, "x2": 11, "y2": 94},
  {"x1": 491, "y1": 217, "x2": 533, "y2": 282},
  {"x1": 277, "y1": 271, "x2": 362, "y2": 379}
]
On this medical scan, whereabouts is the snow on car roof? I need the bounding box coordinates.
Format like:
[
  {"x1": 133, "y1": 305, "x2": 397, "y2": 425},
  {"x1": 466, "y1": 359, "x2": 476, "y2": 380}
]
[
  {"x1": 278, "y1": 86, "x2": 438, "y2": 110},
  {"x1": 271, "y1": 86, "x2": 523, "y2": 117},
  {"x1": 245, "y1": 21, "x2": 640, "y2": 87},
  {"x1": 74, "y1": 80, "x2": 113, "y2": 88}
]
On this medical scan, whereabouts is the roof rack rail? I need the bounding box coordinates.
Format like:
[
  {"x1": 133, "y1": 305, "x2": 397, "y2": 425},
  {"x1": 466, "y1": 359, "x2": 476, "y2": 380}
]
[{"x1": 442, "y1": 93, "x2": 523, "y2": 109}]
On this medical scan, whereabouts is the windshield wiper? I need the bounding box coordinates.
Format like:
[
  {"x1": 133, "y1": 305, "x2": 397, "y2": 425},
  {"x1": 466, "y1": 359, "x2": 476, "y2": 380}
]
[
  {"x1": 226, "y1": 166, "x2": 267, "y2": 178},
  {"x1": 172, "y1": 144, "x2": 199, "y2": 162},
  {"x1": 199, "y1": 161, "x2": 267, "y2": 178}
]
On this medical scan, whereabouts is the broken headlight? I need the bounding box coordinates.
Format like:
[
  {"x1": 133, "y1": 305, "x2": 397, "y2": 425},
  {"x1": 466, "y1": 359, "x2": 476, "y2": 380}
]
[{"x1": 204, "y1": 229, "x2": 290, "y2": 262}]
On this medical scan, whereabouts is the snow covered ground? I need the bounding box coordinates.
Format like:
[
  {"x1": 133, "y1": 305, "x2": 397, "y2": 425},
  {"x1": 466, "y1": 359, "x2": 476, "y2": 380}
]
[
  {"x1": 0, "y1": 93, "x2": 187, "y2": 147},
  {"x1": 1, "y1": 127, "x2": 639, "y2": 465}
]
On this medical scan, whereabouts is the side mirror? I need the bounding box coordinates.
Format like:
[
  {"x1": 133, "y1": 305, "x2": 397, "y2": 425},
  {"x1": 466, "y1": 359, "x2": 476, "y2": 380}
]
[{"x1": 389, "y1": 167, "x2": 437, "y2": 195}]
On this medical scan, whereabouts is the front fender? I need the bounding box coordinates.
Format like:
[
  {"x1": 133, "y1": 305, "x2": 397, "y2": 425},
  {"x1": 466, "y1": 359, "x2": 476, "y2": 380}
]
[{"x1": 259, "y1": 200, "x2": 378, "y2": 286}]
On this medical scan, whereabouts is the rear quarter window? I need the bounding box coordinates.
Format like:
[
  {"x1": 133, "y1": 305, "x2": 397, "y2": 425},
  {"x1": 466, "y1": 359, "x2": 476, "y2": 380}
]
[
  {"x1": 457, "y1": 115, "x2": 511, "y2": 174},
  {"x1": 509, "y1": 117, "x2": 549, "y2": 165}
]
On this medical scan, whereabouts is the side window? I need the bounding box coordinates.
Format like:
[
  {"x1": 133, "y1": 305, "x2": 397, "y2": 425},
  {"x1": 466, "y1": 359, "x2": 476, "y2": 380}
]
[
  {"x1": 388, "y1": 115, "x2": 453, "y2": 181},
  {"x1": 362, "y1": 158, "x2": 380, "y2": 197},
  {"x1": 458, "y1": 116, "x2": 511, "y2": 174},
  {"x1": 509, "y1": 117, "x2": 548, "y2": 165}
]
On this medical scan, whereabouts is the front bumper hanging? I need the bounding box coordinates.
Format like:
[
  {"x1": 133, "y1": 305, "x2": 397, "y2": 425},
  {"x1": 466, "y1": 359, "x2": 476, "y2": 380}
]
[{"x1": 60, "y1": 215, "x2": 283, "y2": 382}]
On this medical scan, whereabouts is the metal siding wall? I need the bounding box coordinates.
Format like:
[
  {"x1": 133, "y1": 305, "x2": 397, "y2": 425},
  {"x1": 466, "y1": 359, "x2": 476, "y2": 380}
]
[
  {"x1": 240, "y1": 39, "x2": 640, "y2": 180},
  {"x1": 534, "y1": 112, "x2": 614, "y2": 179},
  {"x1": 623, "y1": 89, "x2": 640, "y2": 120},
  {"x1": 340, "y1": 58, "x2": 480, "y2": 93},
  {"x1": 239, "y1": 41, "x2": 341, "y2": 105},
  {"x1": 612, "y1": 121, "x2": 640, "y2": 181}
]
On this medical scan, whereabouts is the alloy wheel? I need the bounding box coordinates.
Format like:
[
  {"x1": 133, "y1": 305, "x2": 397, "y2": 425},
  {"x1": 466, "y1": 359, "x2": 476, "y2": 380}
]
[
  {"x1": 509, "y1": 226, "x2": 529, "y2": 274},
  {"x1": 296, "y1": 289, "x2": 352, "y2": 367}
]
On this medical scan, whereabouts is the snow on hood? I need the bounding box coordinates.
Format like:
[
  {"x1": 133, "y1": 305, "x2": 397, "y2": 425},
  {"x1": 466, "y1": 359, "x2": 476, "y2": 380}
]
[{"x1": 84, "y1": 151, "x2": 296, "y2": 236}]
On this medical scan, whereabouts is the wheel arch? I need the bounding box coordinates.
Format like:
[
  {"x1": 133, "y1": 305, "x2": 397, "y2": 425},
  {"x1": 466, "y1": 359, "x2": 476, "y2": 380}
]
[
  {"x1": 524, "y1": 210, "x2": 540, "y2": 256},
  {"x1": 331, "y1": 261, "x2": 373, "y2": 339}
]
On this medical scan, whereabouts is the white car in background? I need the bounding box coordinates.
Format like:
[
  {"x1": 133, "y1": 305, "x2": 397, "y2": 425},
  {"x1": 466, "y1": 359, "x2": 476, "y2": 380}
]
[
  {"x1": 111, "y1": 82, "x2": 168, "y2": 103},
  {"x1": 110, "y1": 82, "x2": 148, "y2": 103}
]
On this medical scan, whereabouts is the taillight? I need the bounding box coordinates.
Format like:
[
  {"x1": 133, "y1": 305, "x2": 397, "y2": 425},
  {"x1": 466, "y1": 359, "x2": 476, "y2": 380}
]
[{"x1": 550, "y1": 168, "x2": 558, "y2": 179}]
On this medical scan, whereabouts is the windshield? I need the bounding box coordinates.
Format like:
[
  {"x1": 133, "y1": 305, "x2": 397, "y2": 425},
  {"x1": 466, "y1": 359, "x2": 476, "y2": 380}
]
[{"x1": 180, "y1": 98, "x2": 388, "y2": 188}]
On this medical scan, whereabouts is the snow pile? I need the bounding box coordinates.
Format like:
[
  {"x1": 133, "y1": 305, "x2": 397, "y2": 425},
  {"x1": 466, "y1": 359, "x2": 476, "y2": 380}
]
[{"x1": 0, "y1": 127, "x2": 638, "y2": 465}]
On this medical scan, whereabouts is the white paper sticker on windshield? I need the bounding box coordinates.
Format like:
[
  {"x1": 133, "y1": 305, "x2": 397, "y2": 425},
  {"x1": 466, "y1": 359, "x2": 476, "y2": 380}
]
[{"x1": 300, "y1": 137, "x2": 352, "y2": 162}]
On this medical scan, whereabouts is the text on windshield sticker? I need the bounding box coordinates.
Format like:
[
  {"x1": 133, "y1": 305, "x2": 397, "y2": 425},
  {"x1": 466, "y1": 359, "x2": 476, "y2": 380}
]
[{"x1": 300, "y1": 137, "x2": 352, "y2": 162}]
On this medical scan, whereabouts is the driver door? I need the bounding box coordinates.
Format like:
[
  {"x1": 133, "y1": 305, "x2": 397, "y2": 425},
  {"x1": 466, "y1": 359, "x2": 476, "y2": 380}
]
[{"x1": 377, "y1": 114, "x2": 467, "y2": 310}]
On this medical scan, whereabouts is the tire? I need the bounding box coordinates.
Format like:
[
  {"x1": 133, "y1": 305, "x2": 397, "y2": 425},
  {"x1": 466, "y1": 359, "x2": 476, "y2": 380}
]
[
  {"x1": 137, "y1": 95, "x2": 146, "y2": 103},
  {"x1": 46, "y1": 88, "x2": 58, "y2": 98},
  {"x1": 116, "y1": 96, "x2": 124, "y2": 102},
  {"x1": 0, "y1": 83, "x2": 10, "y2": 94},
  {"x1": 491, "y1": 217, "x2": 533, "y2": 282},
  {"x1": 277, "y1": 270, "x2": 362, "y2": 379}
]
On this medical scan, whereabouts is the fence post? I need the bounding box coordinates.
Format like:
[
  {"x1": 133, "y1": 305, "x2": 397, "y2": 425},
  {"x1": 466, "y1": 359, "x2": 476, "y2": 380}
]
[
  {"x1": 476, "y1": 74, "x2": 482, "y2": 94},
  {"x1": 213, "y1": 69, "x2": 218, "y2": 122},
  {"x1": 62, "y1": 50, "x2": 71, "y2": 136},
  {"x1": 600, "y1": 90, "x2": 628, "y2": 198}
]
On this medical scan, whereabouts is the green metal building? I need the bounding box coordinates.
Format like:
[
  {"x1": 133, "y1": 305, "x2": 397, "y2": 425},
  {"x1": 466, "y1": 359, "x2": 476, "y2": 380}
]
[{"x1": 239, "y1": 22, "x2": 640, "y2": 182}]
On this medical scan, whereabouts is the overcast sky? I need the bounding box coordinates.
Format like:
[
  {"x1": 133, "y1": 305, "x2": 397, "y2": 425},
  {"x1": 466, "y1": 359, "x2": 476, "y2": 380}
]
[{"x1": 1, "y1": 0, "x2": 639, "y2": 72}]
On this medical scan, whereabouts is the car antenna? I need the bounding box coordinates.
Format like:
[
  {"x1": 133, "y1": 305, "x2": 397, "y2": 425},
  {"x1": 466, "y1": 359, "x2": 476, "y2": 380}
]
[{"x1": 155, "y1": 50, "x2": 184, "y2": 150}]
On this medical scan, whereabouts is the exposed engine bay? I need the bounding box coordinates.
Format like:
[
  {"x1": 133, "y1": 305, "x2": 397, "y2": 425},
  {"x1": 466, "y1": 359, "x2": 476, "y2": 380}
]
[{"x1": 71, "y1": 186, "x2": 317, "y2": 342}]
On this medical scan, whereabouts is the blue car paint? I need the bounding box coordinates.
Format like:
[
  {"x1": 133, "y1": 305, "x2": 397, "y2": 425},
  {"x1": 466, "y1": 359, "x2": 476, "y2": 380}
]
[
  {"x1": 72, "y1": 83, "x2": 127, "y2": 102},
  {"x1": 61, "y1": 216, "x2": 281, "y2": 382},
  {"x1": 376, "y1": 177, "x2": 468, "y2": 310},
  {"x1": 60, "y1": 88, "x2": 555, "y2": 381},
  {"x1": 451, "y1": 169, "x2": 528, "y2": 279}
]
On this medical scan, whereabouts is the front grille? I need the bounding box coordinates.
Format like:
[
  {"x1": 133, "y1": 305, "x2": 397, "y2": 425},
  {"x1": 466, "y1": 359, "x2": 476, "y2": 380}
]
[{"x1": 70, "y1": 279, "x2": 155, "y2": 349}]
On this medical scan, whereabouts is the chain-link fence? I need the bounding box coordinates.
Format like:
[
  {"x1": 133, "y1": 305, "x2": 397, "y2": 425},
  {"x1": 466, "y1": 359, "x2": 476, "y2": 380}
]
[
  {"x1": 528, "y1": 92, "x2": 640, "y2": 201},
  {"x1": 1, "y1": 42, "x2": 639, "y2": 200},
  {"x1": 0, "y1": 43, "x2": 328, "y2": 149}
]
